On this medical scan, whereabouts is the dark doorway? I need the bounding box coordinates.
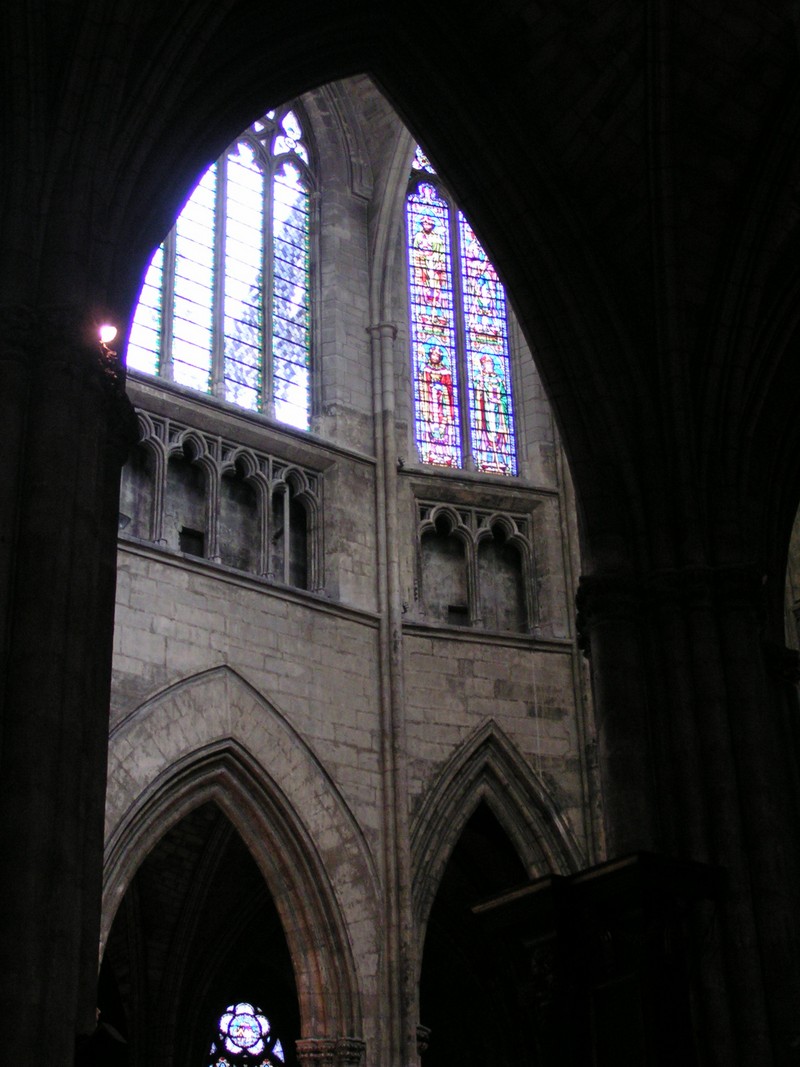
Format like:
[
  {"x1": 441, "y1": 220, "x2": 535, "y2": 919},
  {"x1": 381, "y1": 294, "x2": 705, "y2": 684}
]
[{"x1": 419, "y1": 802, "x2": 533, "y2": 1067}]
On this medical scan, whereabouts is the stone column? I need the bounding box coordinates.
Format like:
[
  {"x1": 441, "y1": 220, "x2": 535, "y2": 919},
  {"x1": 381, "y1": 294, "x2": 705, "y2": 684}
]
[
  {"x1": 0, "y1": 306, "x2": 136, "y2": 1063},
  {"x1": 577, "y1": 563, "x2": 800, "y2": 1066}
]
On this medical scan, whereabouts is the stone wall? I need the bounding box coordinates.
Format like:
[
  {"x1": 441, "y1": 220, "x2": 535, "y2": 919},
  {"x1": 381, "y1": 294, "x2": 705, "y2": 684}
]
[{"x1": 104, "y1": 75, "x2": 597, "y2": 1067}]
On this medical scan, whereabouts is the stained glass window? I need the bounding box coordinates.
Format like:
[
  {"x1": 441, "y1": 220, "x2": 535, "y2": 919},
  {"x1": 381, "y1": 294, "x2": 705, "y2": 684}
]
[
  {"x1": 129, "y1": 105, "x2": 312, "y2": 430},
  {"x1": 407, "y1": 149, "x2": 517, "y2": 475},
  {"x1": 207, "y1": 1002, "x2": 285, "y2": 1067}
]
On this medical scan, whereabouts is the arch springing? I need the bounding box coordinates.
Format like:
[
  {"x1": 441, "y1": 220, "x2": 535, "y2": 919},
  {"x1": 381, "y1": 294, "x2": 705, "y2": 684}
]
[
  {"x1": 407, "y1": 146, "x2": 517, "y2": 475},
  {"x1": 129, "y1": 105, "x2": 313, "y2": 430}
]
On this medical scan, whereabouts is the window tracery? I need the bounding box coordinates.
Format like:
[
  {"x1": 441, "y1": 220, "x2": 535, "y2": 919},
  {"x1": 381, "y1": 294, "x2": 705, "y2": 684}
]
[
  {"x1": 416, "y1": 502, "x2": 533, "y2": 631},
  {"x1": 120, "y1": 410, "x2": 322, "y2": 591},
  {"x1": 407, "y1": 147, "x2": 517, "y2": 475},
  {"x1": 129, "y1": 105, "x2": 313, "y2": 429},
  {"x1": 208, "y1": 1002, "x2": 285, "y2": 1067}
]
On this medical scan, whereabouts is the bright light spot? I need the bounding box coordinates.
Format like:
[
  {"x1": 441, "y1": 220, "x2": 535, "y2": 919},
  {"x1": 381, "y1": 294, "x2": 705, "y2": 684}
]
[{"x1": 99, "y1": 324, "x2": 118, "y2": 344}]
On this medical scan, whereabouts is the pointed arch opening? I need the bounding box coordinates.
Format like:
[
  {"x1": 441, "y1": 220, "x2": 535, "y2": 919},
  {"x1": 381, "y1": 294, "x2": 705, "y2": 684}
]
[
  {"x1": 103, "y1": 729, "x2": 368, "y2": 1057},
  {"x1": 100, "y1": 801, "x2": 300, "y2": 1067},
  {"x1": 418, "y1": 802, "x2": 534, "y2": 1067}
]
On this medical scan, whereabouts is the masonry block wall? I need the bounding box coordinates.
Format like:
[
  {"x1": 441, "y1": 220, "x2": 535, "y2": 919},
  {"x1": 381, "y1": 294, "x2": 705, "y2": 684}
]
[{"x1": 104, "y1": 76, "x2": 598, "y2": 1067}]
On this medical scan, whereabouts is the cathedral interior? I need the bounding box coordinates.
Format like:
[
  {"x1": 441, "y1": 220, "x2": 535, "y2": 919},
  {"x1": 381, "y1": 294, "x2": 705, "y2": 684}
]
[{"x1": 3, "y1": 3, "x2": 800, "y2": 1065}]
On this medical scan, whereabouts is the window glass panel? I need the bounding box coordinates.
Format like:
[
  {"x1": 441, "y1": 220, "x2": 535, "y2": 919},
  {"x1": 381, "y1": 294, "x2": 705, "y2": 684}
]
[
  {"x1": 412, "y1": 145, "x2": 436, "y2": 174},
  {"x1": 272, "y1": 163, "x2": 310, "y2": 429},
  {"x1": 273, "y1": 110, "x2": 309, "y2": 163},
  {"x1": 128, "y1": 243, "x2": 164, "y2": 375},
  {"x1": 407, "y1": 182, "x2": 461, "y2": 467},
  {"x1": 128, "y1": 106, "x2": 314, "y2": 429},
  {"x1": 224, "y1": 142, "x2": 264, "y2": 410},
  {"x1": 208, "y1": 1002, "x2": 284, "y2": 1066},
  {"x1": 458, "y1": 214, "x2": 517, "y2": 475},
  {"x1": 172, "y1": 164, "x2": 216, "y2": 391}
]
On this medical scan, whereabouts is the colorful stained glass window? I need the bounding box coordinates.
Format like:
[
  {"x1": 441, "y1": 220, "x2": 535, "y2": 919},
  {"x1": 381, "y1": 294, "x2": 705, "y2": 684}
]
[
  {"x1": 130, "y1": 105, "x2": 312, "y2": 429},
  {"x1": 406, "y1": 149, "x2": 518, "y2": 475},
  {"x1": 207, "y1": 1002, "x2": 285, "y2": 1067}
]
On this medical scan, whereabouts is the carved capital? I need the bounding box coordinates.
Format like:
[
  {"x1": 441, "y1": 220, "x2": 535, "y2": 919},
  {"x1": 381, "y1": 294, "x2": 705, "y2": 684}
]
[
  {"x1": 366, "y1": 321, "x2": 398, "y2": 341},
  {"x1": 575, "y1": 573, "x2": 641, "y2": 656},
  {"x1": 296, "y1": 1038, "x2": 337, "y2": 1067},
  {"x1": 416, "y1": 1025, "x2": 432, "y2": 1056},
  {"x1": 336, "y1": 1037, "x2": 366, "y2": 1066},
  {"x1": 296, "y1": 1038, "x2": 365, "y2": 1067}
]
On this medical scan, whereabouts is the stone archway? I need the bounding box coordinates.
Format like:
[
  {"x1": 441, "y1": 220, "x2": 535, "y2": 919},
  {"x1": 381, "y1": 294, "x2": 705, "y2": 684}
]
[{"x1": 104, "y1": 666, "x2": 380, "y2": 1053}]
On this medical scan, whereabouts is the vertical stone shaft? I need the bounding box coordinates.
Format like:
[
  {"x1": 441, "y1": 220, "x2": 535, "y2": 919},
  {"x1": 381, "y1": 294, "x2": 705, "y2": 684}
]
[
  {"x1": 579, "y1": 564, "x2": 800, "y2": 1065},
  {"x1": 0, "y1": 307, "x2": 135, "y2": 1063}
]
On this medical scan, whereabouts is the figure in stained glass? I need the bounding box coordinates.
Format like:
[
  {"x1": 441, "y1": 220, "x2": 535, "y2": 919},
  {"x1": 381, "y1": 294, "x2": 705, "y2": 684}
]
[
  {"x1": 473, "y1": 354, "x2": 513, "y2": 473},
  {"x1": 418, "y1": 345, "x2": 459, "y2": 466},
  {"x1": 412, "y1": 215, "x2": 447, "y2": 305},
  {"x1": 462, "y1": 227, "x2": 502, "y2": 348},
  {"x1": 406, "y1": 144, "x2": 518, "y2": 475}
]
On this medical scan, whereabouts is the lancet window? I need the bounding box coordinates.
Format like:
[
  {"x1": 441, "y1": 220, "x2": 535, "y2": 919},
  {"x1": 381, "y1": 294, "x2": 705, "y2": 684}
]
[
  {"x1": 406, "y1": 147, "x2": 518, "y2": 475},
  {"x1": 128, "y1": 105, "x2": 313, "y2": 429}
]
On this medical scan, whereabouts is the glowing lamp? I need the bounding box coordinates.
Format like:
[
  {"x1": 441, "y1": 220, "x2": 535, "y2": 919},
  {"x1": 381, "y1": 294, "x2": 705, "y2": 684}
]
[{"x1": 99, "y1": 324, "x2": 118, "y2": 345}]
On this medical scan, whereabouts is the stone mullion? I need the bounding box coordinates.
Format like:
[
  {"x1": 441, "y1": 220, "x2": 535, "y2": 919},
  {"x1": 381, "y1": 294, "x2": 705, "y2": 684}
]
[
  {"x1": 306, "y1": 491, "x2": 322, "y2": 593},
  {"x1": 149, "y1": 439, "x2": 168, "y2": 545},
  {"x1": 465, "y1": 531, "x2": 481, "y2": 628},
  {"x1": 520, "y1": 537, "x2": 536, "y2": 633},
  {"x1": 281, "y1": 481, "x2": 291, "y2": 584},
  {"x1": 0, "y1": 307, "x2": 136, "y2": 1064},
  {"x1": 255, "y1": 475, "x2": 271, "y2": 577},
  {"x1": 205, "y1": 458, "x2": 222, "y2": 562}
]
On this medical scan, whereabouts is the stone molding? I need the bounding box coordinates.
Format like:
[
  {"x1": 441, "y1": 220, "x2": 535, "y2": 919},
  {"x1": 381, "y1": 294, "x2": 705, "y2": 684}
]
[{"x1": 410, "y1": 719, "x2": 584, "y2": 941}]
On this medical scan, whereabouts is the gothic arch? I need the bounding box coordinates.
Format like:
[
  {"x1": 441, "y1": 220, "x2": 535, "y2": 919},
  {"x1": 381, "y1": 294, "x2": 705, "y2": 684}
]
[
  {"x1": 410, "y1": 719, "x2": 583, "y2": 953},
  {"x1": 104, "y1": 666, "x2": 380, "y2": 1040}
]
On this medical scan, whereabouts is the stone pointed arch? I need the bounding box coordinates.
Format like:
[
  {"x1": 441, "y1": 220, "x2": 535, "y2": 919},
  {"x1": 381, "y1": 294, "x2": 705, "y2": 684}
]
[
  {"x1": 105, "y1": 666, "x2": 380, "y2": 1040},
  {"x1": 410, "y1": 719, "x2": 584, "y2": 949}
]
